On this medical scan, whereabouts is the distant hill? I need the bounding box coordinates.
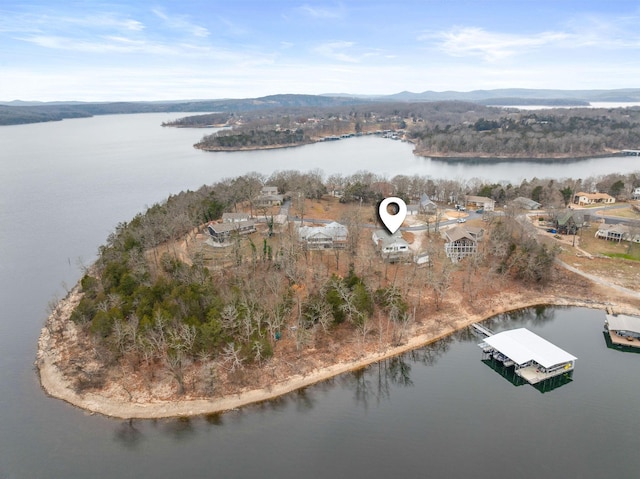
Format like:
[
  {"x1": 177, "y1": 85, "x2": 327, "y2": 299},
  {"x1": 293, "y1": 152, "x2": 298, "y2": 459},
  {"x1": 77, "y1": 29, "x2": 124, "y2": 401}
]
[
  {"x1": 2, "y1": 89, "x2": 640, "y2": 126},
  {"x1": 374, "y1": 88, "x2": 640, "y2": 103},
  {"x1": 0, "y1": 94, "x2": 373, "y2": 126}
]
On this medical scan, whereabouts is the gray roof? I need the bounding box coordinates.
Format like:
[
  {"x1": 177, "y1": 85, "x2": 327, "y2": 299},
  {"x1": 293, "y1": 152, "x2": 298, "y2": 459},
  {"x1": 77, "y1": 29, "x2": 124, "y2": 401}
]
[
  {"x1": 420, "y1": 193, "x2": 436, "y2": 207},
  {"x1": 597, "y1": 224, "x2": 629, "y2": 235},
  {"x1": 298, "y1": 221, "x2": 348, "y2": 241},
  {"x1": 513, "y1": 197, "x2": 542, "y2": 209},
  {"x1": 607, "y1": 314, "x2": 640, "y2": 334},
  {"x1": 208, "y1": 220, "x2": 255, "y2": 233}
]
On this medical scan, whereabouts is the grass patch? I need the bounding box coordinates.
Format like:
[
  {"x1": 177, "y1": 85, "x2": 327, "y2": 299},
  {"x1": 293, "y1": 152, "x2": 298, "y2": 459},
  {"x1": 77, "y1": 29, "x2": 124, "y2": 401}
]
[{"x1": 603, "y1": 252, "x2": 640, "y2": 261}]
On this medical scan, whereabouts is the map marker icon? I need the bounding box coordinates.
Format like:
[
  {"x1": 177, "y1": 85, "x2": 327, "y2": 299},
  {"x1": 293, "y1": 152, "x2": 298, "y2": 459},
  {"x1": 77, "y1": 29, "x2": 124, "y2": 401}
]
[{"x1": 379, "y1": 197, "x2": 407, "y2": 234}]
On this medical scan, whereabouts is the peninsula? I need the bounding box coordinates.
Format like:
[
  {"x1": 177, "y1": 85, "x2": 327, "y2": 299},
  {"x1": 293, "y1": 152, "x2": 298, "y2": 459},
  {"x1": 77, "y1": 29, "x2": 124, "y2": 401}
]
[
  {"x1": 170, "y1": 101, "x2": 640, "y2": 160},
  {"x1": 37, "y1": 171, "x2": 640, "y2": 419}
]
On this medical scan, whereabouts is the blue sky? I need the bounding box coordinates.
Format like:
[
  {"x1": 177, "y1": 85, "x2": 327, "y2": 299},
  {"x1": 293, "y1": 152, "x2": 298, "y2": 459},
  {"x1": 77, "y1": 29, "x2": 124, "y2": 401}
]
[{"x1": 1, "y1": 1, "x2": 640, "y2": 101}]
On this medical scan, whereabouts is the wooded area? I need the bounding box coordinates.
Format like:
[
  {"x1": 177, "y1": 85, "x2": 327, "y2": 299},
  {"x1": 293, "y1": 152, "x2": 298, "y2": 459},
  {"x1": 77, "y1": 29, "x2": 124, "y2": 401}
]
[
  {"x1": 56, "y1": 168, "x2": 636, "y2": 397},
  {"x1": 174, "y1": 101, "x2": 640, "y2": 158}
]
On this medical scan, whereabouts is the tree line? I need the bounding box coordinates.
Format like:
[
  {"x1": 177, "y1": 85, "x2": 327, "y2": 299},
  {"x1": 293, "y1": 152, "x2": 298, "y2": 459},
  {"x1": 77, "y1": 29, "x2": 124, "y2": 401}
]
[
  {"x1": 64, "y1": 168, "x2": 626, "y2": 395},
  {"x1": 168, "y1": 101, "x2": 640, "y2": 158}
]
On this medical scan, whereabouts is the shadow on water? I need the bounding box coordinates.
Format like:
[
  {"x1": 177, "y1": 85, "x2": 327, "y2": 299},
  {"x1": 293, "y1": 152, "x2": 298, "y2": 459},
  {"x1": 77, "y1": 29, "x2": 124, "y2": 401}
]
[
  {"x1": 162, "y1": 416, "x2": 195, "y2": 441},
  {"x1": 482, "y1": 357, "x2": 574, "y2": 393},
  {"x1": 113, "y1": 419, "x2": 144, "y2": 449},
  {"x1": 473, "y1": 305, "x2": 559, "y2": 337},
  {"x1": 425, "y1": 155, "x2": 619, "y2": 166},
  {"x1": 342, "y1": 336, "x2": 458, "y2": 409},
  {"x1": 118, "y1": 306, "x2": 577, "y2": 444},
  {"x1": 602, "y1": 331, "x2": 640, "y2": 354}
]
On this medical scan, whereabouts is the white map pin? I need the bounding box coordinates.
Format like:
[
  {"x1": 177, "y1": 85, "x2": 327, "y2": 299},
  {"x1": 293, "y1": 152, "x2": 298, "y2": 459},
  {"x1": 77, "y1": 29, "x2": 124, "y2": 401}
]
[{"x1": 379, "y1": 197, "x2": 407, "y2": 234}]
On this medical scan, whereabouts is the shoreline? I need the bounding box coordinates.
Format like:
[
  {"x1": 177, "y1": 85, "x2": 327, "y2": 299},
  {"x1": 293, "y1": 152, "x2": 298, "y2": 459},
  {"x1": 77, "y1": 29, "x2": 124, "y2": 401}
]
[
  {"x1": 36, "y1": 277, "x2": 640, "y2": 420},
  {"x1": 193, "y1": 136, "x2": 622, "y2": 161}
]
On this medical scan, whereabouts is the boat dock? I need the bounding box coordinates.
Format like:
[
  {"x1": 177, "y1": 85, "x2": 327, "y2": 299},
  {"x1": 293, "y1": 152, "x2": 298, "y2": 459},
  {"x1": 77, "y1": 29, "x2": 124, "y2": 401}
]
[
  {"x1": 605, "y1": 314, "x2": 640, "y2": 349},
  {"x1": 478, "y1": 328, "x2": 577, "y2": 385},
  {"x1": 471, "y1": 323, "x2": 494, "y2": 337}
]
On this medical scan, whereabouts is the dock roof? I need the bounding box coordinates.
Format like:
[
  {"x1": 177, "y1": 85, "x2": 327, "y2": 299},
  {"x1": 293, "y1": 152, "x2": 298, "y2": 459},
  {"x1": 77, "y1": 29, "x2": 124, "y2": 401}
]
[
  {"x1": 607, "y1": 314, "x2": 640, "y2": 334},
  {"x1": 483, "y1": 328, "x2": 577, "y2": 368}
]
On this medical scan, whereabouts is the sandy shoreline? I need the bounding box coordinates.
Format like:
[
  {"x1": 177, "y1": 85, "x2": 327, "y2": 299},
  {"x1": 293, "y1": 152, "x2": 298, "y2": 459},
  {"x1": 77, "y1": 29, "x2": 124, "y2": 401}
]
[{"x1": 36, "y1": 277, "x2": 640, "y2": 419}]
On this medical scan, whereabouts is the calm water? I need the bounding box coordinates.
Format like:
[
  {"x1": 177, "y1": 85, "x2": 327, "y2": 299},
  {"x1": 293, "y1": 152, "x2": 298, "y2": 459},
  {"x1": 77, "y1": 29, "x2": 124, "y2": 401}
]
[{"x1": 1, "y1": 114, "x2": 640, "y2": 478}]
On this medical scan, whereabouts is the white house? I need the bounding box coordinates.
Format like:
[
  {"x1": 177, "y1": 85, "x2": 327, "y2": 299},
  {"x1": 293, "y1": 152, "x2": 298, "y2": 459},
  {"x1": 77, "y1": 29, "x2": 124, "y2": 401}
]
[
  {"x1": 297, "y1": 221, "x2": 348, "y2": 249},
  {"x1": 372, "y1": 229, "x2": 411, "y2": 261},
  {"x1": 465, "y1": 195, "x2": 495, "y2": 211},
  {"x1": 573, "y1": 191, "x2": 615, "y2": 206}
]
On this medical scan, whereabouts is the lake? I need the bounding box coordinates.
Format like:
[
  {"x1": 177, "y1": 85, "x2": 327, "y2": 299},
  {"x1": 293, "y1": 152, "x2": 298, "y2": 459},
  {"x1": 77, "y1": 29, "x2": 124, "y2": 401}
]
[{"x1": 1, "y1": 113, "x2": 639, "y2": 478}]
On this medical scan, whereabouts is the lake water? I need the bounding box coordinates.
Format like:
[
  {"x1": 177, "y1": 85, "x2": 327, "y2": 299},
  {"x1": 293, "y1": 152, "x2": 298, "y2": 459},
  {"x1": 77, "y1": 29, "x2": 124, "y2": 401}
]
[{"x1": 1, "y1": 113, "x2": 640, "y2": 478}]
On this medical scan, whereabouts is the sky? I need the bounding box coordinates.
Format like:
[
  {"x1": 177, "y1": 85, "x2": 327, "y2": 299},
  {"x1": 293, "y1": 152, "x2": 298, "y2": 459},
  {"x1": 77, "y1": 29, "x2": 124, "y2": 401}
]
[{"x1": 1, "y1": 0, "x2": 640, "y2": 101}]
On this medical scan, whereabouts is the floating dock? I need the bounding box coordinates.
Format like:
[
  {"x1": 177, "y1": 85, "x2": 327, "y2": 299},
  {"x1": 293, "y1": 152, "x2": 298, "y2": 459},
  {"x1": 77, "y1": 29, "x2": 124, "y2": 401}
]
[
  {"x1": 479, "y1": 328, "x2": 577, "y2": 385},
  {"x1": 605, "y1": 314, "x2": 640, "y2": 349}
]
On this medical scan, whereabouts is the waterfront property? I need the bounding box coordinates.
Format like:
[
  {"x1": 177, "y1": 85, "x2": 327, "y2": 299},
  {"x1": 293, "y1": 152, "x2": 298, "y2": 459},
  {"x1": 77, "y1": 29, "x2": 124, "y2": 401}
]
[
  {"x1": 443, "y1": 225, "x2": 482, "y2": 262},
  {"x1": 206, "y1": 220, "x2": 256, "y2": 243},
  {"x1": 605, "y1": 314, "x2": 640, "y2": 349},
  {"x1": 479, "y1": 328, "x2": 577, "y2": 385}
]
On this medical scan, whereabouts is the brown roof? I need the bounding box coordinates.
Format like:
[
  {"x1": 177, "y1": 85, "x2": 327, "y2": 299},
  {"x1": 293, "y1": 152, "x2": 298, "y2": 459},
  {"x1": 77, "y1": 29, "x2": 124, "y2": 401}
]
[
  {"x1": 445, "y1": 226, "x2": 476, "y2": 243},
  {"x1": 575, "y1": 192, "x2": 613, "y2": 200}
]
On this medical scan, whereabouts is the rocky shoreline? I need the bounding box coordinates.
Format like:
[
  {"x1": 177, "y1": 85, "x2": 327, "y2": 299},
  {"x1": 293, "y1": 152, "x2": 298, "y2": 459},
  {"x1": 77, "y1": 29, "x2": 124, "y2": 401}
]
[{"x1": 35, "y1": 269, "x2": 640, "y2": 419}]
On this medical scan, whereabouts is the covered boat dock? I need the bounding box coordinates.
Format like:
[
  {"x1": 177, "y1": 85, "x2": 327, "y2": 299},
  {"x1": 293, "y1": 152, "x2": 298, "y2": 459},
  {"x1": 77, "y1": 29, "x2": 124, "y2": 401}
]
[
  {"x1": 605, "y1": 314, "x2": 640, "y2": 349},
  {"x1": 479, "y1": 328, "x2": 577, "y2": 385}
]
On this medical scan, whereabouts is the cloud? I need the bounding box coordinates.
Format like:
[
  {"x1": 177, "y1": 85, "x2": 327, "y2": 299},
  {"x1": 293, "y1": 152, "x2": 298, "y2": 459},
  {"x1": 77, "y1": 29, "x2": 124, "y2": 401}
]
[
  {"x1": 313, "y1": 41, "x2": 359, "y2": 62},
  {"x1": 295, "y1": 3, "x2": 346, "y2": 20},
  {"x1": 424, "y1": 12, "x2": 640, "y2": 63},
  {"x1": 424, "y1": 27, "x2": 570, "y2": 61},
  {"x1": 20, "y1": 34, "x2": 176, "y2": 55},
  {"x1": 152, "y1": 8, "x2": 209, "y2": 38},
  {"x1": 0, "y1": 11, "x2": 144, "y2": 34}
]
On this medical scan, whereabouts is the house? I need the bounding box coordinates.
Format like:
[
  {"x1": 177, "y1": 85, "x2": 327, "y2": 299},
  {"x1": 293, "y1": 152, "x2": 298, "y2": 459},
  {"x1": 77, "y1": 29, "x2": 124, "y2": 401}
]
[
  {"x1": 465, "y1": 195, "x2": 495, "y2": 211},
  {"x1": 407, "y1": 194, "x2": 437, "y2": 216},
  {"x1": 222, "y1": 212, "x2": 251, "y2": 223},
  {"x1": 554, "y1": 210, "x2": 583, "y2": 235},
  {"x1": 297, "y1": 221, "x2": 348, "y2": 249},
  {"x1": 444, "y1": 225, "x2": 482, "y2": 261},
  {"x1": 372, "y1": 229, "x2": 411, "y2": 262},
  {"x1": 206, "y1": 220, "x2": 256, "y2": 243},
  {"x1": 573, "y1": 191, "x2": 615, "y2": 206},
  {"x1": 255, "y1": 185, "x2": 284, "y2": 207},
  {"x1": 419, "y1": 193, "x2": 437, "y2": 214},
  {"x1": 633, "y1": 187, "x2": 640, "y2": 200},
  {"x1": 406, "y1": 204, "x2": 420, "y2": 216},
  {"x1": 595, "y1": 224, "x2": 640, "y2": 243},
  {"x1": 512, "y1": 197, "x2": 542, "y2": 210}
]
